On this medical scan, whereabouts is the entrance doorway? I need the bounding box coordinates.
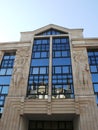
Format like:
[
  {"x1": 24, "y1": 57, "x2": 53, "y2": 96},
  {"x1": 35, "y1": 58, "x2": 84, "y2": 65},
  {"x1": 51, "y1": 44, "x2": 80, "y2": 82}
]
[{"x1": 29, "y1": 120, "x2": 73, "y2": 130}]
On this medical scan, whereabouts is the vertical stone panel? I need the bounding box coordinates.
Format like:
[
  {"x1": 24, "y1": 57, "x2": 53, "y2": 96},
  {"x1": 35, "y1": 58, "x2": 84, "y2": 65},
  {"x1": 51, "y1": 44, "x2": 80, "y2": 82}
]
[
  {"x1": 72, "y1": 47, "x2": 94, "y2": 95},
  {"x1": 0, "y1": 50, "x2": 4, "y2": 64},
  {"x1": 9, "y1": 46, "x2": 31, "y2": 97}
]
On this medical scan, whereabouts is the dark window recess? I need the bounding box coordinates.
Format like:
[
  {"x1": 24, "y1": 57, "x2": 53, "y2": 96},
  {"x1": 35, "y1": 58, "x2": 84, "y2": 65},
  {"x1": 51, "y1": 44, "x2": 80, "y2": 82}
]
[
  {"x1": 27, "y1": 38, "x2": 49, "y2": 99},
  {"x1": 36, "y1": 28, "x2": 68, "y2": 36},
  {"x1": 52, "y1": 37, "x2": 74, "y2": 99},
  {"x1": 29, "y1": 120, "x2": 73, "y2": 130},
  {"x1": 0, "y1": 52, "x2": 15, "y2": 116},
  {"x1": 88, "y1": 50, "x2": 98, "y2": 104}
]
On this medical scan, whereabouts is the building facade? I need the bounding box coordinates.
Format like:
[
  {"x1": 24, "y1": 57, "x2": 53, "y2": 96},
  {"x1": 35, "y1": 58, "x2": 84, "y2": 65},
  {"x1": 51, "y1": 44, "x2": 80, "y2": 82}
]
[{"x1": 0, "y1": 24, "x2": 98, "y2": 130}]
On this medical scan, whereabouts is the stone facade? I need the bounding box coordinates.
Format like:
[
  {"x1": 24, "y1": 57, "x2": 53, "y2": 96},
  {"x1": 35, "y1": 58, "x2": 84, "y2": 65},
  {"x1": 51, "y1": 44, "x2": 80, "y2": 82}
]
[{"x1": 0, "y1": 24, "x2": 98, "y2": 130}]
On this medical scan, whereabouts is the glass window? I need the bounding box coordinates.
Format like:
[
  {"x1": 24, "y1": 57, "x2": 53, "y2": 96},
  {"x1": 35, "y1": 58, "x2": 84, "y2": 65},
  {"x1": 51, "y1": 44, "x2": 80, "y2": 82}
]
[
  {"x1": 55, "y1": 51, "x2": 61, "y2": 57},
  {"x1": 55, "y1": 67, "x2": 61, "y2": 74},
  {"x1": 0, "y1": 52, "x2": 15, "y2": 114},
  {"x1": 0, "y1": 76, "x2": 11, "y2": 84},
  {"x1": 32, "y1": 59, "x2": 48, "y2": 66},
  {"x1": 35, "y1": 39, "x2": 41, "y2": 44},
  {"x1": 40, "y1": 67, "x2": 46, "y2": 74},
  {"x1": 94, "y1": 84, "x2": 98, "y2": 92},
  {"x1": 33, "y1": 68, "x2": 39, "y2": 74},
  {"x1": 2, "y1": 86, "x2": 9, "y2": 94},
  {"x1": 62, "y1": 51, "x2": 68, "y2": 57},
  {"x1": 53, "y1": 58, "x2": 70, "y2": 65},
  {"x1": 54, "y1": 38, "x2": 60, "y2": 44},
  {"x1": 0, "y1": 69, "x2": 6, "y2": 75},
  {"x1": 6, "y1": 68, "x2": 12, "y2": 75},
  {"x1": 41, "y1": 52, "x2": 47, "y2": 58},
  {"x1": 92, "y1": 74, "x2": 98, "y2": 82},
  {"x1": 63, "y1": 66, "x2": 69, "y2": 73},
  {"x1": 35, "y1": 52, "x2": 40, "y2": 58},
  {"x1": 90, "y1": 66, "x2": 97, "y2": 72},
  {"x1": 61, "y1": 38, "x2": 67, "y2": 43}
]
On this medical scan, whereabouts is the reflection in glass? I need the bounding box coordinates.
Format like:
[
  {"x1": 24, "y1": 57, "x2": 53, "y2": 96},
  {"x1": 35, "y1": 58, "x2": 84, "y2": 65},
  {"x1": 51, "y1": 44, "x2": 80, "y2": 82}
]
[
  {"x1": 52, "y1": 37, "x2": 73, "y2": 99},
  {"x1": 88, "y1": 50, "x2": 98, "y2": 104},
  {"x1": 28, "y1": 38, "x2": 49, "y2": 99},
  {"x1": 0, "y1": 52, "x2": 15, "y2": 114}
]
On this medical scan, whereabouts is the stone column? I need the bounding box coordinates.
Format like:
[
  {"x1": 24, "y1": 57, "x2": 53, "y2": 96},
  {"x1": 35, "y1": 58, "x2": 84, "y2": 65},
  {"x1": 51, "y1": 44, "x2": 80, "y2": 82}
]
[{"x1": 48, "y1": 36, "x2": 52, "y2": 102}]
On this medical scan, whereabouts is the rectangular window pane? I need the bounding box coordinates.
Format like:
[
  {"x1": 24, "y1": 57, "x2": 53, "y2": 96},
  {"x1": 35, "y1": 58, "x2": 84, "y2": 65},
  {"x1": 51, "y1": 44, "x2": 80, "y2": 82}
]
[
  {"x1": 0, "y1": 76, "x2": 11, "y2": 84},
  {"x1": 2, "y1": 86, "x2": 9, "y2": 94},
  {"x1": 35, "y1": 52, "x2": 40, "y2": 58},
  {"x1": 0, "y1": 69, "x2": 6, "y2": 75},
  {"x1": 40, "y1": 67, "x2": 46, "y2": 74},
  {"x1": 33, "y1": 68, "x2": 39, "y2": 74},
  {"x1": 55, "y1": 67, "x2": 61, "y2": 74},
  {"x1": 6, "y1": 68, "x2": 12, "y2": 75}
]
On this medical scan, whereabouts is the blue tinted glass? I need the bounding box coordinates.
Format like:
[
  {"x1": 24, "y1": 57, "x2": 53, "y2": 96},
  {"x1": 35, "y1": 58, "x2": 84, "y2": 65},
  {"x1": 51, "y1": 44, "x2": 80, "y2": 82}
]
[
  {"x1": 63, "y1": 66, "x2": 69, "y2": 73},
  {"x1": 10, "y1": 55, "x2": 15, "y2": 59},
  {"x1": 6, "y1": 69, "x2": 12, "y2": 75},
  {"x1": 40, "y1": 67, "x2": 46, "y2": 74},
  {"x1": 47, "y1": 31, "x2": 51, "y2": 35},
  {"x1": 33, "y1": 68, "x2": 39, "y2": 74},
  {"x1": 55, "y1": 51, "x2": 61, "y2": 57},
  {"x1": 61, "y1": 38, "x2": 67, "y2": 43},
  {"x1": 92, "y1": 74, "x2": 98, "y2": 82},
  {"x1": 62, "y1": 51, "x2": 68, "y2": 57},
  {"x1": 4, "y1": 56, "x2": 9, "y2": 59},
  {"x1": 0, "y1": 101, "x2": 3, "y2": 105},
  {"x1": 94, "y1": 52, "x2": 98, "y2": 56},
  {"x1": 0, "y1": 76, "x2": 11, "y2": 84},
  {"x1": 96, "y1": 95, "x2": 98, "y2": 104},
  {"x1": 32, "y1": 59, "x2": 48, "y2": 66},
  {"x1": 0, "y1": 107, "x2": 3, "y2": 113},
  {"x1": 53, "y1": 58, "x2": 70, "y2": 65},
  {"x1": 54, "y1": 38, "x2": 60, "y2": 43},
  {"x1": 42, "y1": 39, "x2": 48, "y2": 44},
  {"x1": 55, "y1": 67, "x2": 61, "y2": 73},
  {"x1": 35, "y1": 52, "x2": 40, "y2": 58},
  {"x1": 2, "y1": 86, "x2": 9, "y2": 94},
  {"x1": 90, "y1": 66, "x2": 97, "y2": 72},
  {"x1": 94, "y1": 84, "x2": 98, "y2": 92},
  {"x1": 35, "y1": 39, "x2": 41, "y2": 44},
  {"x1": 88, "y1": 52, "x2": 94, "y2": 56},
  {"x1": 41, "y1": 52, "x2": 47, "y2": 58},
  {"x1": 0, "y1": 69, "x2": 6, "y2": 75}
]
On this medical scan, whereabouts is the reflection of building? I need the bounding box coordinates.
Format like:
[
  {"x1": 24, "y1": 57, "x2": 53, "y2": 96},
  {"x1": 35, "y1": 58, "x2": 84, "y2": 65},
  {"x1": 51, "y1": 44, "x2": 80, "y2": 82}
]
[{"x1": 0, "y1": 24, "x2": 98, "y2": 130}]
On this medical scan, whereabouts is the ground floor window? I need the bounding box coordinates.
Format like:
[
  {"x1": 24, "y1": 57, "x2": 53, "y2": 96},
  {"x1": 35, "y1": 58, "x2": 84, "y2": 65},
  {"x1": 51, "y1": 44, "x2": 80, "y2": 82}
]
[{"x1": 29, "y1": 120, "x2": 73, "y2": 130}]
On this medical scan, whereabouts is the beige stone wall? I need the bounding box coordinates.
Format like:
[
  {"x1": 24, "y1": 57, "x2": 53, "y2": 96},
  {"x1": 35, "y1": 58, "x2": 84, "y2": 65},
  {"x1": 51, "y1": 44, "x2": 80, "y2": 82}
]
[{"x1": 8, "y1": 46, "x2": 31, "y2": 97}]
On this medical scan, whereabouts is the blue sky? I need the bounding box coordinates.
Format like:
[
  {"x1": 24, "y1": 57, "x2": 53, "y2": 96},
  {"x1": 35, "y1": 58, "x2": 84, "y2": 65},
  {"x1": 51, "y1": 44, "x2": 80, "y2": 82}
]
[{"x1": 0, "y1": 0, "x2": 98, "y2": 42}]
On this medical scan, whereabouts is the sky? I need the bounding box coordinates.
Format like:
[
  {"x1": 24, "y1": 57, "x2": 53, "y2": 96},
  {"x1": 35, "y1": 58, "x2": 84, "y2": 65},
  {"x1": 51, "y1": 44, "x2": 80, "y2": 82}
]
[{"x1": 0, "y1": 0, "x2": 98, "y2": 42}]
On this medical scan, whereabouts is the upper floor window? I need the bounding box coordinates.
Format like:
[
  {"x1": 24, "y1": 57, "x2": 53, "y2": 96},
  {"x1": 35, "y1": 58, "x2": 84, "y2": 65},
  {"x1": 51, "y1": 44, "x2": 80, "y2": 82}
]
[
  {"x1": 36, "y1": 28, "x2": 68, "y2": 36},
  {"x1": 27, "y1": 38, "x2": 49, "y2": 99},
  {"x1": 52, "y1": 37, "x2": 74, "y2": 99},
  {"x1": 0, "y1": 52, "x2": 15, "y2": 116},
  {"x1": 87, "y1": 50, "x2": 98, "y2": 104}
]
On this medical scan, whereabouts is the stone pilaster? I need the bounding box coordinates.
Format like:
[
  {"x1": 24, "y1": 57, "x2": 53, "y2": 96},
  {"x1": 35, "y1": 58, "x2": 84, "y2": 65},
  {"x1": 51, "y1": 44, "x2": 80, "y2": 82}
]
[
  {"x1": 72, "y1": 47, "x2": 94, "y2": 95},
  {"x1": 9, "y1": 46, "x2": 31, "y2": 97}
]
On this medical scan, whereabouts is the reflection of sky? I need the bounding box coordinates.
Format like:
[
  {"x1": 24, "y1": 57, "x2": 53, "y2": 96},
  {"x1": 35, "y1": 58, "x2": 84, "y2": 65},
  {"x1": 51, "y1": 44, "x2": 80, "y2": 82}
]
[
  {"x1": 53, "y1": 58, "x2": 70, "y2": 65},
  {"x1": 32, "y1": 59, "x2": 48, "y2": 66},
  {"x1": 0, "y1": 76, "x2": 11, "y2": 84}
]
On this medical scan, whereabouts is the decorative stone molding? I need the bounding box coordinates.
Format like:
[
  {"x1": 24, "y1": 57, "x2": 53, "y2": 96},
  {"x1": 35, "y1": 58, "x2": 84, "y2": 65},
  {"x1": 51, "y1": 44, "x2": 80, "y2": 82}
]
[
  {"x1": 72, "y1": 48, "x2": 93, "y2": 95},
  {"x1": 11, "y1": 47, "x2": 31, "y2": 88}
]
